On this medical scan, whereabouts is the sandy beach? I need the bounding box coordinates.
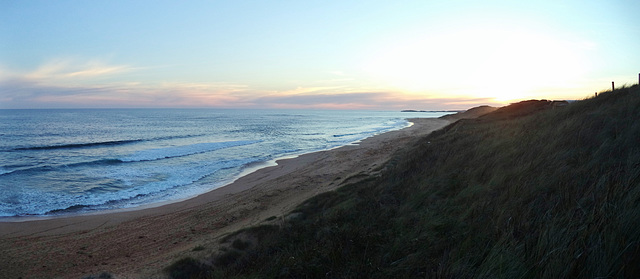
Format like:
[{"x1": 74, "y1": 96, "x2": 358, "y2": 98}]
[{"x1": 0, "y1": 118, "x2": 449, "y2": 279}]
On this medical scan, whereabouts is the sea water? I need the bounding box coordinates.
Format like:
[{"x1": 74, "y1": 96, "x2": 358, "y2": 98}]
[{"x1": 0, "y1": 109, "x2": 449, "y2": 217}]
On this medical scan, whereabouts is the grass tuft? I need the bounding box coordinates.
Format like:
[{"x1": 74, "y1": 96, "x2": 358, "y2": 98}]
[
  {"x1": 231, "y1": 239, "x2": 250, "y2": 250},
  {"x1": 192, "y1": 245, "x2": 205, "y2": 252},
  {"x1": 164, "y1": 257, "x2": 210, "y2": 279}
]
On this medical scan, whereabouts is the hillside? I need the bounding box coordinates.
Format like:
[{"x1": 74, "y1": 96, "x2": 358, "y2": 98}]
[
  {"x1": 167, "y1": 85, "x2": 640, "y2": 278},
  {"x1": 439, "y1": 105, "x2": 497, "y2": 121}
]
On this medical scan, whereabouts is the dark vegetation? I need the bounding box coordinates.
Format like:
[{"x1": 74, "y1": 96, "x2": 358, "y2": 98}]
[
  {"x1": 440, "y1": 105, "x2": 497, "y2": 121},
  {"x1": 167, "y1": 85, "x2": 640, "y2": 278},
  {"x1": 82, "y1": 271, "x2": 114, "y2": 279}
]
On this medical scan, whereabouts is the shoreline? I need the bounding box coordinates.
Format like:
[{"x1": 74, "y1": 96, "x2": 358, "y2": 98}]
[
  {"x1": 0, "y1": 158, "x2": 278, "y2": 224},
  {"x1": 0, "y1": 120, "x2": 412, "y2": 223},
  {"x1": 0, "y1": 117, "x2": 450, "y2": 278}
]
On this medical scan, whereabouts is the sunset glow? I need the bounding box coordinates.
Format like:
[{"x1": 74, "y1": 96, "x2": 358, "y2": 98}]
[
  {"x1": 1, "y1": 1, "x2": 638, "y2": 110},
  {"x1": 364, "y1": 26, "x2": 592, "y2": 103}
]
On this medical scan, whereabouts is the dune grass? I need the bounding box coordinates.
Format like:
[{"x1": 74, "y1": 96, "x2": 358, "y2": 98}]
[{"x1": 167, "y1": 85, "x2": 640, "y2": 278}]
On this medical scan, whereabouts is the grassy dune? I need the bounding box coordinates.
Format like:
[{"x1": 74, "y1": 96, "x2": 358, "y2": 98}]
[{"x1": 167, "y1": 85, "x2": 640, "y2": 278}]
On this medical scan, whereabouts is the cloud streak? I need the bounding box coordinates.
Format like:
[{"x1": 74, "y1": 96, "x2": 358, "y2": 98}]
[
  {"x1": 0, "y1": 58, "x2": 502, "y2": 110},
  {"x1": 0, "y1": 76, "x2": 498, "y2": 110},
  {"x1": 17, "y1": 58, "x2": 136, "y2": 83}
]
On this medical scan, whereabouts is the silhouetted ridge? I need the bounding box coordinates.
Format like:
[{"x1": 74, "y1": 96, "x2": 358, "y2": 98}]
[
  {"x1": 478, "y1": 99, "x2": 568, "y2": 120},
  {"x1": 440, "y1": 105, "x2": 497, "y2": 121}
]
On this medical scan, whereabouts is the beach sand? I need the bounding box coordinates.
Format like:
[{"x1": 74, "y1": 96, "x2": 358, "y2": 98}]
[{"x1": 0, "y1": 118, "x2": 449, "y2": 279}]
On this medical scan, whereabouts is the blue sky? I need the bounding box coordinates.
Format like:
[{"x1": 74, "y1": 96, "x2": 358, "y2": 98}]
[{"x1": 1, "y1": 0, "x2": 639, "y2": 109}]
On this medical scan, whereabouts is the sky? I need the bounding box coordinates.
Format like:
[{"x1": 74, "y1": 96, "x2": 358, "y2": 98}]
[{"x1": 1, "y1": 0, "x2": 639, "y2": 110}]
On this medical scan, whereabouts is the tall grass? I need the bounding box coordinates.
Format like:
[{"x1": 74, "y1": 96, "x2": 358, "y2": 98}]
[{"x1": 167, "y1": 85, "x2": 640, "y2": 278}]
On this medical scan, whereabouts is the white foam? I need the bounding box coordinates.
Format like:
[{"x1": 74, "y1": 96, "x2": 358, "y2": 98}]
[
  {"x1": 120, "y1": 140, "x2": 260, "y2": 162},
  {"x1": 0, "y1": 157, "x2": 263, "y2": 217},
  {"x1": 0, "y1": 167, "x2": 12, "y2": 176}
]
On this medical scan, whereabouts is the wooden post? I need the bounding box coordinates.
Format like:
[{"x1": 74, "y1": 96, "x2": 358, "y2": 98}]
[{"x1": 612, "y1": 81, "x2": 615, "y2": 91}]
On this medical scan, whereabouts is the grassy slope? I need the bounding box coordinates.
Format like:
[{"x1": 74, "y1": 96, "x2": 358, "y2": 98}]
[
  {"x1": 168, "y1": 85, "x2": 640, "y2": 278},
  {"x1": 440, "y1": 105, "x2": 497, "y2": 121}
]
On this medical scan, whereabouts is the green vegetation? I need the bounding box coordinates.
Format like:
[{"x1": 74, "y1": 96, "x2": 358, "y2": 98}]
[{"x1": 167, "y1": 85, "x2": 640, "y2": 278}]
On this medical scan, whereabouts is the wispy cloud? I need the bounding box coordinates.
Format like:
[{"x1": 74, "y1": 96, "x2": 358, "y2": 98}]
[
  {"x1": 0, "y1": 77, "x2": 256, "y2": 108},
  {"x1": 0, "y1": 58, "x2": 501, "y2": 110},
  {"x1": 1, "y1": 74, "x2": 497, "y2": 109},
  {"x1": 250, "y1": 90, "x2": 501, "y2": 110},
  {"x1": 16, "y1": 58, "x2": 136, "y2": 84}
]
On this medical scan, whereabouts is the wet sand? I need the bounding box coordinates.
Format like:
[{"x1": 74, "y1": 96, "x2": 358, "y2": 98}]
[{"x1": 0, "y1": 118, "x2": 450, "y2": 279}]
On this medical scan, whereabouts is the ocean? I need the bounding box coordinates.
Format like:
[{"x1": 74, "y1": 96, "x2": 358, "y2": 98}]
[{"x1": 0, "y1": 109, "x2": 449, "y2": 217}]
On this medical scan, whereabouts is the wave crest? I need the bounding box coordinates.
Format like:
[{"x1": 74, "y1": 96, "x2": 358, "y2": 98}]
[{"x1": 120, "y1": 140, "x2": 261, "y2": 162}]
